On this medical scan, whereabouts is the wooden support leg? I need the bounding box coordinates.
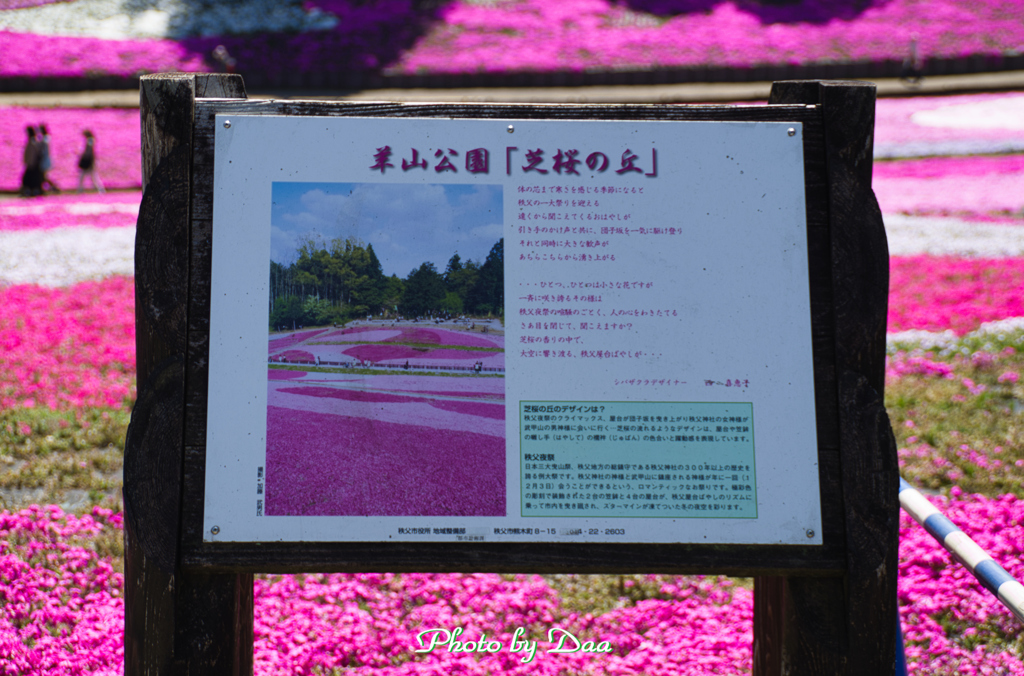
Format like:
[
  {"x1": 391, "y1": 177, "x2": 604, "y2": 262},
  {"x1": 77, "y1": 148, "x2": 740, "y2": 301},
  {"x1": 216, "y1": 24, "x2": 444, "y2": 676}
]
[{"x1": 125, "y1": 72, "x2": 253, "y2": 676}]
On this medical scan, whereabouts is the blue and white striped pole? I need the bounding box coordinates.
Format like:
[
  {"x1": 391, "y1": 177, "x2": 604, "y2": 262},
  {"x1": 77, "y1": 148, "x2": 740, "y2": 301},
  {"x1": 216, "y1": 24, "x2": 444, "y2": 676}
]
[{"x1": 899, "y1": 477, "x2": 1024, "y2": 624}]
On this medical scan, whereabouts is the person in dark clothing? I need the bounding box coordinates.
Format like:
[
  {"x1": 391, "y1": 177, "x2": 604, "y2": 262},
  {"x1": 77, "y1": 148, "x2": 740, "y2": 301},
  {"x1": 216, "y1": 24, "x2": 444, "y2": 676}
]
[
  {"x1": 20, "y1": 126, "x2": 43, "y2": 197},
  {"x1": 38, "y1": 124, "x2": 60, "y2": 193},
  {"x1": 77, "y1": 129, "x2": 105, "y2": 194}
]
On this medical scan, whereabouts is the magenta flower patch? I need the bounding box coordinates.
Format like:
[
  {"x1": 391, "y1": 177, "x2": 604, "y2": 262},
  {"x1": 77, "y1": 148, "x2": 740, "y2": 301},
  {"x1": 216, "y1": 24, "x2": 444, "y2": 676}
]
[
  {"x1": 278, "y1": 385, "x2": 420, "y2": 405},
  {"x1": 267, "y1": 369, "x2": 307, "y2": 381},
  {"x1": 384, "y1": 327, "x2": 443, "y2": 344},
  {"x1": 342, "y1": 343, "x2": 420, "y2": 362},
  {"x1": 264, "y1": 405, "x2": 505, "y2": 516},
  {"x1": 888, "y1": 256, "x2": 1024, "y2": 335},
  {"x1": 0, "y1": 277, "x2": 135, "y2": 410},
  {"x1": 0, "y1": 192, "x2": 140, "y2": 232},
  {"x1": 268, "y1": 328, "x2": 328, "y2": 354},
  {"x1": 428, "y1": 398, "x2": 505, "y2": 420},
  {"x1": 272, "y1": 350, "x2": 315, "y2": 362},
  {"x1": 397, "y1": 389, "x2": 504, "y2": 400}
]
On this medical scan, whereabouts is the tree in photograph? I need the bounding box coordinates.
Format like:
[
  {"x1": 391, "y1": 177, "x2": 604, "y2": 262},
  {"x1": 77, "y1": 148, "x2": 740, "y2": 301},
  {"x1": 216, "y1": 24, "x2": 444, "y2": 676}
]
[
  {"x1": 383, "y1": 274, "x2": 404, "y2": 314},
  {"x1": 444, "y1": 253, "x2": 463, "y2": 284},
  {"x1": 401, "y1": 262, "x2": 446, "y2": 317},
  {"x1": 444, "y1": 253, "x2": 480, "y2": 312},
  {"x1": 269, "y1": 295, "x2": 304, "y2": 330},
  {"x1": 468, "y1": 238, "x2": 503, "y2": 315}
]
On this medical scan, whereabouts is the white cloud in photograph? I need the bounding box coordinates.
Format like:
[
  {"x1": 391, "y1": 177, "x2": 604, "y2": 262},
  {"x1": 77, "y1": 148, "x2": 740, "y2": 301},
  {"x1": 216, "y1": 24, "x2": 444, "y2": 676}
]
[{"x1": 271, "y1": 182, "x2": 503, "y2": 277}]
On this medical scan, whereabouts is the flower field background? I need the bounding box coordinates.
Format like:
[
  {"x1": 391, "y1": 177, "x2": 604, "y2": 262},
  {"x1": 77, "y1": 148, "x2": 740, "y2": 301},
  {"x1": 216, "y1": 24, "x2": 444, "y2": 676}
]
[
  {"x1": 1, "y1": 0, "x2": 1024, "y2": 80},
  {"x1": 2, "y1": 84, "x2": 1024, "y2": 672}
]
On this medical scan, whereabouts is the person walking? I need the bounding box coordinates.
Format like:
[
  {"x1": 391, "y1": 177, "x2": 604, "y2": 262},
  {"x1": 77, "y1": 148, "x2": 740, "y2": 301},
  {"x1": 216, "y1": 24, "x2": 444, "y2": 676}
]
[
  {"x1": 76, "y1": 129, "x2": 105, "y2": 194},
  {"x1": 20, "y1": 126, "x2": 43, "y2": 197},
  {"x1": 38, "y1": 124, "x2": 60, "y2": 193}
]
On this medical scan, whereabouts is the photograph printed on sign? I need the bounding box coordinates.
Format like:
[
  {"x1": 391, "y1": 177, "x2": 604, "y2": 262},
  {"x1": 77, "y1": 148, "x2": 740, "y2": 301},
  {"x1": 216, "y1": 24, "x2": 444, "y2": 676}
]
[{"x1": 265, "y1": 182, "x2": 507, "y2": 517}]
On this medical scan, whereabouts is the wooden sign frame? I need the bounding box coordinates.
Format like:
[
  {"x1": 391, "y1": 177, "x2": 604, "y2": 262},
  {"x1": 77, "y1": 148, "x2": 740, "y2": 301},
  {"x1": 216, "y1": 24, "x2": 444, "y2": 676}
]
[{"x1": 125, "y1": 73, "x2": 898, "y2": 675}]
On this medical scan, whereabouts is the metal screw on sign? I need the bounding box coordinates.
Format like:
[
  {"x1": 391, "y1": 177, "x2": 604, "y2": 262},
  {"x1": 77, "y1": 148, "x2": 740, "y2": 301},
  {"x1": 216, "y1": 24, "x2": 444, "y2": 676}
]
[
  {"x1": 507, "y1": 125, "x2": 514, "y2": 134},
  {"x1": 806, "y1": 529, "x2": 815, "y2": 538},
  {"x1": 223, "y1": 120, "x2": 231, "y2": 129},
  {"x1": 788, "y1": 128, "x2": 797, "y2": 136},
  {"x1": 211, "y1": 525, "x2": 221, "y2": 535}
]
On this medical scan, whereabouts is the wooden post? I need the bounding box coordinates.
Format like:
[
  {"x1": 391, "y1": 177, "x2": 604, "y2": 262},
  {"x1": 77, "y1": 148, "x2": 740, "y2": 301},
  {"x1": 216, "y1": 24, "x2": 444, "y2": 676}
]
[
  {"x1": 753, "y1": 81, "x2": 899, "y2": 676},
  {"x1": 125, "y1": 73, "x2": 254, "y2": 676}
]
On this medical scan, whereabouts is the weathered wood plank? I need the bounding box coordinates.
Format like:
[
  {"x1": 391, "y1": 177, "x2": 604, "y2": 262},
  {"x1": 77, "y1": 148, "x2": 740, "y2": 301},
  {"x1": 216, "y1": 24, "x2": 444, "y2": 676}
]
[
  {"x1": 127, "y1": 72, "x2": 253, "y2": 676},
  {"x1": 126, "y1": 72, "x2": 195, "y2": 676},
  {"x1": 818, "y1": 80, "x2": 898, "y2": 676},
  {"x1": 754, "y1": 79, "x2": 898, "y2": 676}
]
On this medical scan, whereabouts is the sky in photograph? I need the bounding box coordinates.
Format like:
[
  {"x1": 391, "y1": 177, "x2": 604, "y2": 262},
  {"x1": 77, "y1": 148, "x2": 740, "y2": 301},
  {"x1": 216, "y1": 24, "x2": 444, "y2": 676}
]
[{"x1": 270, "y1": 182, "x2": 503, "y2": 278}]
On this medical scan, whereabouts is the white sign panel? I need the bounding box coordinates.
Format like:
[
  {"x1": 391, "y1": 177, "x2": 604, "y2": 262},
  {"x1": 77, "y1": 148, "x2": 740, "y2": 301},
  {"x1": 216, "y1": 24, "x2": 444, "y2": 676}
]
[{"x1": 205, "y1": 114, "x2": 821, "y2": 545}]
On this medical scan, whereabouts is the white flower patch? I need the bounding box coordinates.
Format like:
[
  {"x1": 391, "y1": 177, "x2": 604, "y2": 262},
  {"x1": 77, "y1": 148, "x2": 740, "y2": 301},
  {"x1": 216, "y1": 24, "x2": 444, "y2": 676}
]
[
  {"x1": 64, "y1": 202, "x2": 140, "y2": 216},
  {"x1": 0, "y1": 226, "x2": 134, "y2": 287},
  {"x1": 912, "y1": 96, "x2": 1024, "y2": 131},
  {"x1": 887, "y1": 318, "x2": 1024, "y2": 352},
  {"x1": 885, "y1": 214, "x2": 1024, "y2": 258},
  {"x1": 875, "y1": 139, "x2": 1024, "y2": 160}
]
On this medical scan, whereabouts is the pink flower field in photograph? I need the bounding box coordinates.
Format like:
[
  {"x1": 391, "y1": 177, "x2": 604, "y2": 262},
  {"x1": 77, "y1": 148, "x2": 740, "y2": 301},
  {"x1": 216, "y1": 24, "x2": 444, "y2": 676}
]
[
  {"x1": 335, "y1": 343, "x2": 504, "y2": 368},
  {"x1": 265, "y1": 405, "x2": 504, "y2": 516},
  {"x1": 268, "y1": 328, "x2": 328, "y2": 354},
  {"x1": 0, "y1": 107, "x2": 141, "y2": 192},
  {"x1": 428, "y1": 398, "x2": 504, "y2": 420},
  {"x1": 278, "y1": 323, "x2": 506, "y2": 369},
  {"x1": 266, "y1": 364, "x2": 504, "y2": 516},
  {"x1": 324, "y1": 325, "x2": 504, "y2": 349}
]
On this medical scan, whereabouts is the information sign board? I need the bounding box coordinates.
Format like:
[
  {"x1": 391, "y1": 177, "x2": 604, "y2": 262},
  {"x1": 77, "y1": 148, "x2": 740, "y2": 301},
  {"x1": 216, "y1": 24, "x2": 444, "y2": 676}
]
[{"x1": 205, "y1": 115, "x2": 821, "y2": 545}]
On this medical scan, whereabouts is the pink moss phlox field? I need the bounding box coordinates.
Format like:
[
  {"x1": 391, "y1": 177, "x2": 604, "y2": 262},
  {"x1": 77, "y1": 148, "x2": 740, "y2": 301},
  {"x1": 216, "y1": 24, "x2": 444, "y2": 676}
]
[
  {"x1": 274, "y1": 350, "x2": 315, "y2": 362},
  {"x1": 4, "y1": 497, "x2": 1024, "y2": 673},
  {"x1": 251, "y1": 572, "x2": 755, "y2": 676},
  {"x1": 428, "y1": 398, "x2": 505, "y2": 420},
  {"x1": 321, "y1": 328, "x2": 401, "y2": 343},
  {"x1": 336, "y1": 344, "x2": 504, "y2": 368},
  {"x1": 342, "y1": 344, "x2": 420, "y2": 363},
  {"x1": 397, "y1": 389, "x2": 503, "y2": 401},
  {"x1": 268, "y1": 328, "x2": 328, "y2": 353},
  {"x1": 0, "y1": 192, "x2": 140, "y2": 232},
  {"x1": 267, "y1": 369, "x2": 307, "y2": 381},
  {"x1": 0, "y1": 107, "x2": 141, "y2": 192},
  {"x1": 886, "y1": 352, "x2": 956, "y2": 382},
  {"x1": 898, "y1": 490, "x2": 1024, "y2": 674},
  {"x1": 874, "y1": 154, "x2": 1024, "y2": 217},
  {"x1": 876, "y1": 154, "x2": 1024, "y2": 179},
  {"x1": 0, "y1": 30, "x2": 206, "y2": 78},
  {"x1": 11, "y1": 1, "x2": 1023, "y2": 82},
  {"x1": 0, "y1": 505, "x2": 124, "y2": 676},
  {"x1": 381, "y1": 327, "x2": 501, "y2": 348},
  {"x1": 392, "y1": 0, "x2": 1024, "y2": 75},
  {"x1": 279, "y1": 385, "x2": 420, "y2": 405},
  {"x1": 0, "y1": 277, "x2": 135, "y2": 410},
  {"x1": 888, "y1": 256, "x2": 1024, "y2": 335},
  {"x1": 265, "y1": 406, "x2": 504, "y2": 516}
]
